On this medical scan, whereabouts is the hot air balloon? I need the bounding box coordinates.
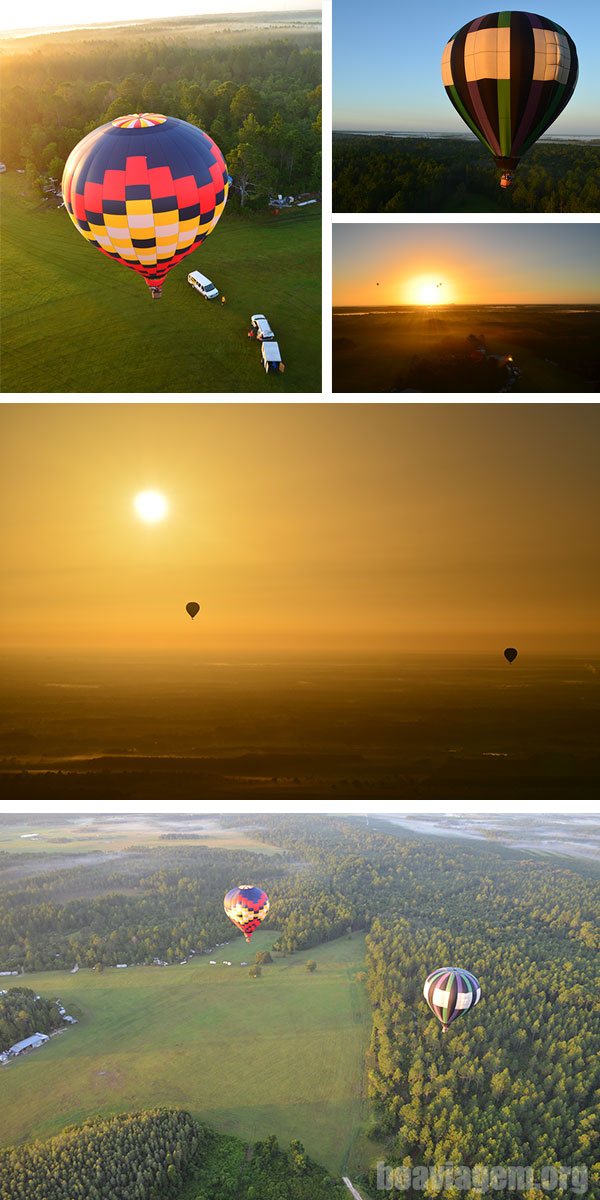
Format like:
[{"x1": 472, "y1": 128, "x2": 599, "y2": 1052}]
[
  {"x1": 224, "y1": 886, "x2": 270, "y2": 942},
  {"x1": 186, "y1": 602, "x2": 200, "y2": 620},
  {"x1": 62, "y1": 114, "x2": 229, "y2": 298},
  {"x1": 504, "y1": 646, "x2": 518, "y2": 663},
  {"x1": 441, "y1": 12, "x2": 578, "y2": 187},
  {"x1": 423, "y1": 967, "x2": 481, "y2": 1032}
]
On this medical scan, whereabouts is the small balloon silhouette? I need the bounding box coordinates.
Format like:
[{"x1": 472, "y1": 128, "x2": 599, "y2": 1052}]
[
  {"x1": 186, "y1": 602, "x2": 200, "y2": 620},
  {"x1": 504, "y1": 647, "x2": 518, "y2": 664}
]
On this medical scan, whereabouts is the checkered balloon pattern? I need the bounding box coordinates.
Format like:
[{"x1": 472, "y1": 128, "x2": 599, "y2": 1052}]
[
  {"x1": 224, "y1": 886, "x2": 270, "y2": 942},
  {"x1": 423, "y1": 967, "x2": 481, "y2": 1030},
  {"x1": 62, "y1": 113, "x2": 229, "y2": 292}
]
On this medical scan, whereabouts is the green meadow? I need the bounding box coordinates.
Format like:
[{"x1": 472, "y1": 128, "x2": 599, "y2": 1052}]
[
  {"x1": 0, "y1": 933, "x2": 370, "y2": 1176},
  {"x1": 0, "y1": 173, "x2": 321, "y2": 394}
]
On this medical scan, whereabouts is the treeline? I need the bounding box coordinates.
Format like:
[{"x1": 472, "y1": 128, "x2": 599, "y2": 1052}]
[
  {"x1": 0, "y1": 986, "x2": 64, "y2": 1053},
  {"x1": 0, "y1": 1109, "x2": 345, "y2": 1200},
  {"x1": 0, "y1": 847, "x2": 284, "y2": 972},
  {"x1": 242, "y1": 818, "x2": 600, "y2": 1195},
  {"x1": 0, "y1": 34, "x2": 321, "y2": 205},
  {"x1": 0, "y1": 1108, "x2": 205, "y2": 1200},
  {"x1": 333, "y1": 134, "x2": 600, "y2": 213}
]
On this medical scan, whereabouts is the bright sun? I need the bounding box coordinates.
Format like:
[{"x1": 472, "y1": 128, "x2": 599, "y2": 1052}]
[
  {"x1": 407, "y1": 275, "x2": 449, "y2": 306},
  {"x1": 418, "y1": 283, "x2": 440, "y2": 305},
  {"x1": 134, "y1": 490, "x2": 168, "y2": 523}
]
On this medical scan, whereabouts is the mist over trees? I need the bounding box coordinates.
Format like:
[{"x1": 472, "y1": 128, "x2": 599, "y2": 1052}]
[{"x1": 0, "y1": 34, "x2": 321, "y2": 206}]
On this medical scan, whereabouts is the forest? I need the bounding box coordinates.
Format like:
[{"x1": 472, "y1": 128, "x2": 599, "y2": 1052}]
[
  {"x1": 0, "y1": 1107, "x2": 345, "y2": 1200},
  {"x1": 1, "y1": 817, "x2": 598, "y2": 1197},
  {"x1": 0, "y1": 845, "x2": 284, "y2": 971},
  {"x1": 0, "y1": 31, "x2": 321, "y2": 207},
  {"x1": 0, "y1": 986, "x2": 66, "y2": 1053},
  {"x1": 332, "y1": 133, "x2": 600, "y2": 213}
]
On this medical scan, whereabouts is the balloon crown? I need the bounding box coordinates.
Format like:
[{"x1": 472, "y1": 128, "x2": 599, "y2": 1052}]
[{"x1": 111, "y1": 113, "x2": 167, "y2": 128}]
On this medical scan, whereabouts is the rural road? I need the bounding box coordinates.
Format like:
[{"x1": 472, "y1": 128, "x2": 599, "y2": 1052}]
[{"x1": 342, "y1": 1178, "x2": 364, "y2": 1200}]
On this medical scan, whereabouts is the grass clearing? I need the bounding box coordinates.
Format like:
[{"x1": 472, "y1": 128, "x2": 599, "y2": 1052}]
[
  {"x1": 0, "y1": 933, "x2": 370, "y2": 1175},
  {"x1": 0, "y1": 173, "x2": 321, "y2": 393},
  {"x1": 0, "y1": 817, "x2": 281, "y2": 858}
]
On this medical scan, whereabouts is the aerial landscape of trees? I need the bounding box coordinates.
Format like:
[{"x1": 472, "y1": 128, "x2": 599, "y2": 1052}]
[
  {"x1": 333, "y1": 134, "x2": 600, "y2": 214},
  {"x1": 0, "y1": 28, "x2": 321, "y2": 207},
  {"x1": 0, "y1": 816, "x2": 598, "y2": 1198}
]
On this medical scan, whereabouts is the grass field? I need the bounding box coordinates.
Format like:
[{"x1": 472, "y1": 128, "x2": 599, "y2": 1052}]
[
  {"x1": 0, "y1": 933, "x2": 371, "y2": 1176},
  {"x1": 0, "y1": 816, "x2": 280, "y2": 859},
  {"x1": 0, "y1": 173, "x2": 321, "y2": 394}
]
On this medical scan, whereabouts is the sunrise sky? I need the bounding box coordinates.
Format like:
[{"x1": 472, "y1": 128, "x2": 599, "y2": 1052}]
[
  {"x1": 2, "y1": 405, "x2": 599, "y2": 656},
  {"x1": 333, "y1": 225, "x2": 600, "y2": 308},
  {"x1": 0, "y1": 0, "x2": 320, "y2": 36}
]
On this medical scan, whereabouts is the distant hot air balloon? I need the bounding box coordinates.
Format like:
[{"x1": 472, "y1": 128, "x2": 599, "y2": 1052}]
[
  {"x1": 186, "y1": 602, "x2": 200, "y2": 620},
  {"x1": 441, "y1": 12, "x2": 578, "y2": 187},
  {"x1": 224, "y1": 886, "x2": 270, "y2": 942},
  {"x1": 504, "y1": 646, "x2": 518, "y2": 663},
  {"x1": 62, "y1": 114, "x2": 229, "y2": 298},
  {"x1": 423, "y1": 967, "x2": 481, "y2": 1032}
]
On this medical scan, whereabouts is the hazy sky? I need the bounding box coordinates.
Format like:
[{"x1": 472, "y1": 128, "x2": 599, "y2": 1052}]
[
  {"x1": 334, "y1": 0, "x2": 600, "y2": 135},
  {"x1": 2, "y1": 405, "x2": 599, "y2": 655},
  {"x1": 0, "y1": 1, "x2": 320, "y2": 36},
  {"x1": 333, "y1": 225, "x2": 600, "y2": 307}
]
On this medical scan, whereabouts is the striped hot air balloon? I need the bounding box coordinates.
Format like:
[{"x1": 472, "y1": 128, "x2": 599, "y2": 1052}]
[
  {"x1": 62, "y1": 114, "x2": 229, "y2": 298},
  {"x1": 441, "y1": 12, "x2": 579, "y2": 187},
  {"x1": 423, "y1": 967, "x2": 481, "y2": 1032},
  {"x1": 224, "y1": 886, "x2": 270, "y2": 942}
]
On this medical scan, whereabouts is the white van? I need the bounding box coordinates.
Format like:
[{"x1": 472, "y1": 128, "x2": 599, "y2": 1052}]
[{"x1": 188, "y1": 271, "x2": 219, "y2": 300}]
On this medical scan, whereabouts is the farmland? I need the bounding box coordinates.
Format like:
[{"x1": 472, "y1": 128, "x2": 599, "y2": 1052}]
[{"x1": 0, "y1": 933, "x2": 370, "y2": 1177}]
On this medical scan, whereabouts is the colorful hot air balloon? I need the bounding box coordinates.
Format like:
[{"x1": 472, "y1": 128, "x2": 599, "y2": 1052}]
[
  {"x1": 441, "y1": 12, "x2": 578, "y2": 187},
  {"x1": 62, "y1": 114, "x2": 229, "y2": 298},
  {"x1": 423, "y1": 967, "x2": 481, "y2": 1032},
  {"x1": 504, "y1": 646, "x2": 518, "y2": 663},
  {"x1": 224, "y1": 886, "x2": 270, "y2": 942},
  {"x1": 186, "y1": 602, "x2": 200, "y2": 620}
]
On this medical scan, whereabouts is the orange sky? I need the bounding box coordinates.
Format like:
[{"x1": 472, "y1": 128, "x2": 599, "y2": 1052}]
[
  {"x1": 2, "y1": 404, "x2": 599, "y2": 654},
  {"x1": 333, "y1": 225, "x2": 600, "y2": 307}
]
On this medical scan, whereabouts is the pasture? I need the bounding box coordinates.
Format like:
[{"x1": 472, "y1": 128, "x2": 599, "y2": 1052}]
[
  {"x1": 0, "y1": 173, "x2": 321, "y2": 394},
  {"x1": 0, "y1": 933, "x2": 370, "y2": 1176},
  {"x1": 0, "y1": 815, "x2": 280, "y2": 859}
]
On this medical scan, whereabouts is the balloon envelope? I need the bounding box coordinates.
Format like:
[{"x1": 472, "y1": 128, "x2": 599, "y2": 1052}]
[
  {"x1": 62, "y1": 114, "x2": 229, "y2": 294},
  {"x1": 504, "y1": 647, "x2": 518, "y2": 663},
  {"x1": 224, "y1": 886, "x2": 270, "y2": 942},
  {"x1": 424, "y1": 967, "x2": 481, "y2": 1031},
  {"x1": 186, "y1": 602, "x2": 200, "y2": 620},
  {"x1": 441, "y1": 12, "x2": 578, "y2": 179}
]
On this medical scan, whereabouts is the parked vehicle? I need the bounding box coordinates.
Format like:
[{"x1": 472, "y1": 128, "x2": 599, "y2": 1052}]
[{"x1": 188, "y1": 271, "x2": 219, "y2": 300}]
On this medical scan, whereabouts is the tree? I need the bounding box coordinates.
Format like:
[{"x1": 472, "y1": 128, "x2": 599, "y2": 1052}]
[{"x1": 306, "y1": 960, "x2": 317, "y2": 973}]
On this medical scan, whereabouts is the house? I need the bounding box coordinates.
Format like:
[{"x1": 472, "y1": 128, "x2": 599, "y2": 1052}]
[
  {"x1": 8, "y1": 1033, "x2": 49, "y2": 1057},
  {"x1": 63, "y1": 1015, "x2": 77, "y2": 1024}
]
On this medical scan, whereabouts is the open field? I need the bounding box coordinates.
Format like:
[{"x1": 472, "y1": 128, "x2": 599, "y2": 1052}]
[
  {"x1": 0, "y1": 173, "x2": 321, "y2": 394},
  {"x1": 333, "y1": 306, "x2": 600, "y2": 393},
  {"x1": 0, "y1": 816, "x2": 280, "y2": 860},
  {"x1": 0, "y1": 934, "x2": 370, "y2": 1177}
]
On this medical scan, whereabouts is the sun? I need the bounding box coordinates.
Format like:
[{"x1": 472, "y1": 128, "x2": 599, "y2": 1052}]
[
  {"x1": 134, "y1": 490, "x2": 168, "y2": 523},
  {"x1": 418, "y1": 283, "x2": 440, "y2": 305},
  {"x1": 406, "y1": 275, "x2": 449, "y2": 306}
]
